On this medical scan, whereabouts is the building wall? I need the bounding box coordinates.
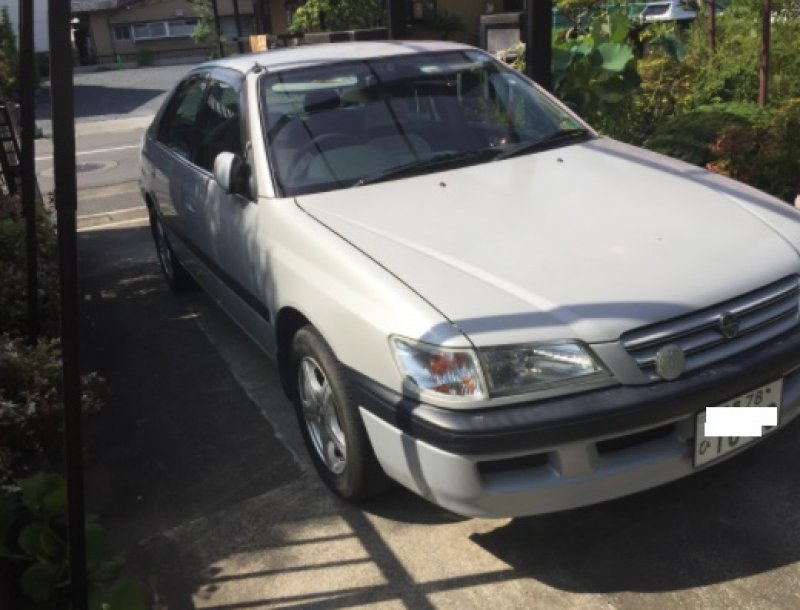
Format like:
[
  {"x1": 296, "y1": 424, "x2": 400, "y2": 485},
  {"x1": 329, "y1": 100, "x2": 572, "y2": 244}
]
[
  {"x1": 271, "y1": 0, "x2": 289, "y2": 35},
  {"x1": 89, "y1": 0, "x2": 269, "y2": 59},
  {"x1": 0, "y1": 0, "x2": 49, "y2": 52},
  {"x1": 88, "y1": 11, "x2": 115, "y2": 57}
]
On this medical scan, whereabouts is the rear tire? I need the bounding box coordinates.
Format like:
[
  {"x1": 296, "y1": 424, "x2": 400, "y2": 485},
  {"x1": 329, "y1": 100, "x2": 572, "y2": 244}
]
[
  {"x1": 148, "y1": 209, "x2": 196, "y2": 292},
  {"x1": 290, "y1": 325, "x2": 389, "y2": 501}
]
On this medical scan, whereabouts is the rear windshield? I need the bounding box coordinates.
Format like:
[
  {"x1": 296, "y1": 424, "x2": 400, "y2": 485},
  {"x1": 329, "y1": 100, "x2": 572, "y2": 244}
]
[{"x1": 260, "y1": 50, "x2": 584, "y2": 197}]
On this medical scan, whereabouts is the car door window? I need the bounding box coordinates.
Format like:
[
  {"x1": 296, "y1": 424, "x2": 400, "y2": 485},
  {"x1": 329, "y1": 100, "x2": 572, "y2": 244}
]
[
  {"x1": 158, "y1": 77, "x2": 208, "y2": 160},
  {"x1": 195, "y1": 80, "x2": 243, "y2": 172}
]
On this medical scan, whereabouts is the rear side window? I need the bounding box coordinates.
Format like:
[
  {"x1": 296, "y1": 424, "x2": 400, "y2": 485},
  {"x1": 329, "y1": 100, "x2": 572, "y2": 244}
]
[{"x1": 158, "y1": 77, "x2": 208, "y2": 159}]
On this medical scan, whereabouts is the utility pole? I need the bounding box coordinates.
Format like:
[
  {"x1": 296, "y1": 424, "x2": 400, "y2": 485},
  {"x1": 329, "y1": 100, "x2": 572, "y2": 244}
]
[
  {"x1": 707, "y1": 1, "x2": 716, "y2": 55},
  {"x1": 758, "y1": 0, "x2": 771, "y2": 106},
  {"x1": 388, "y1": 0, "x2": 406, "y2": 39},
  {"x1": 211, "y1": 0, "x2": 225, "y2": 57},
  {"x1": 232, "y1": 0, "x2": 245, "y2": 53}
]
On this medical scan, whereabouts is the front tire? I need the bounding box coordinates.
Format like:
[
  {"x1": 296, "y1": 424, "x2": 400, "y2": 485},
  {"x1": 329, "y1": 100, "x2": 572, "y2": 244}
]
[{"x1": 290, "y1": 326, "x2": 388, "y2": 500}]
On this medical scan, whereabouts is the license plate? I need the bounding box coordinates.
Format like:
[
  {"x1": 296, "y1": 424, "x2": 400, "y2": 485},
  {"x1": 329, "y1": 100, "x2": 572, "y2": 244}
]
[{"x1": 694, "y1": 378, "x2": 783, "y2": 468}]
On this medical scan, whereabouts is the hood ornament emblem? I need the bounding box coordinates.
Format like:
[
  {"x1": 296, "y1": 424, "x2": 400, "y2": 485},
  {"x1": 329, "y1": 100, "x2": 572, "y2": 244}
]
[{"x1": 718, "y1": 312, "x2": 740, "y2": 339}]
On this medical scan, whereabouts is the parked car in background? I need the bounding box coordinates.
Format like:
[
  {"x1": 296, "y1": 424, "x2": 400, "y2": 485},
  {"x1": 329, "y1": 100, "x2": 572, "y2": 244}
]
[
  {"x1": 639, "y1": 0, "x2": 698, "y2": 22},
  {"x1": 140, "y1": 41, "x2": 800, "y2": 518}
]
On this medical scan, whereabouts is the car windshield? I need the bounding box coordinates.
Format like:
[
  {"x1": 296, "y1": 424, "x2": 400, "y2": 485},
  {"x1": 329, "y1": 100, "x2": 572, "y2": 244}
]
[{"x1": 260, "y1": 50, "x2": 590, "y2": 197}]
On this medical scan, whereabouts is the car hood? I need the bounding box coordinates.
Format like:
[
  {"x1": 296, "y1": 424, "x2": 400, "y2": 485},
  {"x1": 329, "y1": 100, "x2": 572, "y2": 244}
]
[{"x1": 295, "y1": 137, "x2": 800, "y2": 347}]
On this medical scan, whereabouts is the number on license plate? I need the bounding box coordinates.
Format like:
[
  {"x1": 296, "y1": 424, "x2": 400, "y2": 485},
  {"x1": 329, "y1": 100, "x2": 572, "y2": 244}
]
[{"x1": 694, "y1": 378, "x2": 783, "y2": 468}]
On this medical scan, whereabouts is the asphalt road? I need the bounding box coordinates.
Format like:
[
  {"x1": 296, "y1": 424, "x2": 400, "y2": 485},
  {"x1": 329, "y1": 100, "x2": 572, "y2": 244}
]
[
  {"x1": 35, "y1": 64, "x2": 198, "y2": 223},
  {"x1": 36, "y1": 64, "x2": 193, "y2": 126}
]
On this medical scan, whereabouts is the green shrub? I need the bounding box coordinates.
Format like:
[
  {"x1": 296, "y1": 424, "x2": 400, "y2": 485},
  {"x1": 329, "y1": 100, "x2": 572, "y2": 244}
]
[
  {"x1": 0, "y1": 335, "x2": 103, "y2": 483},
  {"x1": 0, "y1": 6, "x2": 18, "y2": 98},
  {"x1": 0, "y1": 194, "x2": 60, "y2": 338},
  {"x1": 289, "y1": 0, "x2": 386, "y2": 33},
  {"x1": 711, "y1": 99, "x2": 800, "y2": 203},
  {"x1": 680, "y1": 1, "x2": 800, "y2": 107},
  {"x1": 644, "y1": 102, "x2": 765, "y2": 166},
  {"x1": 0, "y1": 473, "x2": 146, "y2": 608}
]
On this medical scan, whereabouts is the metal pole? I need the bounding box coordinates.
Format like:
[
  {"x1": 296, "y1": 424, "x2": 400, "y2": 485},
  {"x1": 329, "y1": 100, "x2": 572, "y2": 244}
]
[
  {"x1": 47, "y1": 1, "x2": 87, "y2": 608},
  {"x1": 211, "y1": 0, "x2": 224, "y2": 57},
  {"x1": 19, "y1": 0, "x2": 38, "y2": 342},
  {"x1": 260, "y1": 0, "x2": 272, "y2": 35},
  {"x1": 232, "y1": 0, "x2": 245, "y2": 53},
  {"x1": 525, "y1": 0, "x2": 553, "y2": 91}
]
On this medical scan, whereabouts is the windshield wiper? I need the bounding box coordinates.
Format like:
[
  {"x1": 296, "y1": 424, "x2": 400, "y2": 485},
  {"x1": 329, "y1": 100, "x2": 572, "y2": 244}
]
[
  {"x1": 356, "y1": 148, "x2": 499, "y2": 187},
  {"x1": 493, "y1": 128, "x2": 592, "y2": 161}
]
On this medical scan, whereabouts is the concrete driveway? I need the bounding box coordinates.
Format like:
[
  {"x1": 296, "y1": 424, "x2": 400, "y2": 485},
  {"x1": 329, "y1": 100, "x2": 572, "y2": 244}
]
[{"x1": 78, "y1": 221, "x2": 800, "y2": 610}]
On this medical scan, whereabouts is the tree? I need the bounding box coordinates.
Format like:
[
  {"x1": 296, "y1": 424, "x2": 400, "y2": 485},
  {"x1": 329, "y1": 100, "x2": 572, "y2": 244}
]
[
  {"x1": 289, "y1": 0, "x2": 386, "y2": 33},
  {"x1": 555, "y1": 0, "x2": 604, "y2": 33},
  {"x1": 0, "y1": 6, "x2": 18, "y2": 98},
  {"x1": 191, "y1": 0, "x2": 224, "y2": 57}
]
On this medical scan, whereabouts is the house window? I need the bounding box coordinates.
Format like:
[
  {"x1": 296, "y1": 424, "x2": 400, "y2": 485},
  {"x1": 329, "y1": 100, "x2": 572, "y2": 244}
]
[
  {"x1": 168, "y1": 20, "x2": 199, "y2": 37},
  {"x1": 123, "y1": 20, "x2": 197, "y2": 41},
  {"x1": 113, "y1": 25, "x2": 131, "y2": 40},
  {"x1": 132, "y1": 22, "x2": 167, "y2": 39}
]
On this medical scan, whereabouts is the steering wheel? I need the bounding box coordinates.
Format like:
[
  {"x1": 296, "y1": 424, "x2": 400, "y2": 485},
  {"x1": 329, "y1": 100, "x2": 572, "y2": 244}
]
[{"x1": 288, "y1": 133, "x2": 362, "y2": 183}]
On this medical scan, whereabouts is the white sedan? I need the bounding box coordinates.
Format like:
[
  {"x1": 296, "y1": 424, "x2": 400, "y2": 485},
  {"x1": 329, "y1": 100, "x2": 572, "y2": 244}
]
[{"x1": 140, "y1": 41, "x2": 800, "y2": 518}]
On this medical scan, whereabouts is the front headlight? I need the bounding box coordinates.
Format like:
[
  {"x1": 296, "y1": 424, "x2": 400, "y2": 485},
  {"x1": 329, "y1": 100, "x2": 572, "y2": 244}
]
[
  {"x1": 391, "y1": 337, "x2": 487, "y2": 400},
  {"x1": 479, "y1": 341, "x2": 608, "y2": 396}
]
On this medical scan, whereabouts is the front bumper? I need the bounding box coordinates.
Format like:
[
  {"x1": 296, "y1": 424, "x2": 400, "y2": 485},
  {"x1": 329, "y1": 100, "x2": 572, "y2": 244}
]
[{"x1": 351, "y1": 329, "x2": 800, "y2": 518}]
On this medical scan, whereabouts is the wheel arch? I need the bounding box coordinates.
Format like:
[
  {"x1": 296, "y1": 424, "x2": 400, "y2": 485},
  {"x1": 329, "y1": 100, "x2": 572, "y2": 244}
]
[{"x1": 275, "y1": 305, "x2": 312, "y2": 399}]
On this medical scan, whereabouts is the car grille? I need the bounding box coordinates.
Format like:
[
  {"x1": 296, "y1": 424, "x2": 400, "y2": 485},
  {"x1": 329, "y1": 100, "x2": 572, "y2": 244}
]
[{"x1": 621, "y1": 275, "x2": 800, "y2": 379}]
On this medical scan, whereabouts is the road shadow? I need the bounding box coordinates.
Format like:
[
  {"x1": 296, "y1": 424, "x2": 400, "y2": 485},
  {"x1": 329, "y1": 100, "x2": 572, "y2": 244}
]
[
  {"x1": 78, "y1": 223, "x2": 302, "y2": 554},
  {"x1": 471, "y1": 417, "x2": 800, "y2": 595},
  {"x1": 36, "y1": 84, "x2": 164, "y2": 121}
]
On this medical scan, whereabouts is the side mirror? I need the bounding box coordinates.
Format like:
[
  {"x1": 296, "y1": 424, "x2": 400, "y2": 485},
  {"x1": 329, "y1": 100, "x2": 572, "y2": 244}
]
[{"x1": 213, "y1": 152, "x2": 250, "y2": 197}]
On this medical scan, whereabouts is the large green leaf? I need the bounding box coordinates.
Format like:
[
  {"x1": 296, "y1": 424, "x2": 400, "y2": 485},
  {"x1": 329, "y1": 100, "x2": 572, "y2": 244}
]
[
  {"x1": 597, "y1": 42, "x2": 634, "y2": 73},
  {"x1": 20, "y1": 473, "x2": 66, "y2": 514},
  {"x1": 606, "y1": 11, "x2": 630, "y2": 43},
  {"x1": 42, "y1": 484, "x2": 68, "y2": 514},
  {"x1": 553, "y1": 48, "x2": 577, "y2": 72},
  {"x1": 85, "y1": 523, "x2": 114, "y2": 573},
  {"x1": 18, "y1": 523, "x2": 47, "y2": 558},
  {"x1": 89, "y1": 579, "x2": 147, "y2": 610},
  {"x1": 21, "y1": 562, "x2": 60, "y2": 603},
  {"x1": 39, "y1": 526, "x2": 63, "y2": 558}
]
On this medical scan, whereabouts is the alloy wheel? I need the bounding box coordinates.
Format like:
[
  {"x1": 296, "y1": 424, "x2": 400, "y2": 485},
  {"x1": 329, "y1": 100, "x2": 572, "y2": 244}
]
[{"x1": 297, "y1": 356, "x2": 347, "y2": 474}]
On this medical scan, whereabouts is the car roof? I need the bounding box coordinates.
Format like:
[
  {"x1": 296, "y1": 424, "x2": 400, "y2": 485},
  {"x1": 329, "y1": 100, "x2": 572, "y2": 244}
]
[{"x1": 197, "y1": 40, "x2": 475, "y2": 75}]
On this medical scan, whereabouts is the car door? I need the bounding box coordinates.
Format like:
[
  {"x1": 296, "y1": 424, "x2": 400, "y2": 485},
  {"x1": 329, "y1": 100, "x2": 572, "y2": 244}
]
[
  {"x1": 189, "y1": 69, "x2": 276, "y2": 354},
  {"x1": 148, "y1": 72, "x2": 212, "y2": 279}
]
